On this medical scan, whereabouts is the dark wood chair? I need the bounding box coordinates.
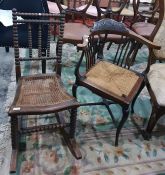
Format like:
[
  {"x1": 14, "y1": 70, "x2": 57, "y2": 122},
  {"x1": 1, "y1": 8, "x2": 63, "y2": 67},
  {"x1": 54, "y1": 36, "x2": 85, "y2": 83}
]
[
  {"x1": 144, "y1": 0, "x2": 165, "y2": 139},
  {"x1": 127, "y1": 0, "x2": 163, "y2": 65},
  {"x1": 85, "y1": 0, "x2": 129, "y2": 21},
  {"x1": 131, "y1": 0, "x2": 160, "y2": 41},
  {"x1": 72, "y1": 18, "x2": 160, "y2": 146},
  {"x1": 8, "y1": 10, "x2": 81, "y2": 174},
  {"x1": 84, "y1": 0, "x2": 133, "y2": 60},
  {"x1": 48, "y1": 0, "x2": 93, "y2": 45}
]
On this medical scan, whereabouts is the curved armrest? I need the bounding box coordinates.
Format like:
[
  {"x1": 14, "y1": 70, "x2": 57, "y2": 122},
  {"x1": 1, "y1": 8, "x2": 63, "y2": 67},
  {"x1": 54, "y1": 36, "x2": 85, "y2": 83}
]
[
  {"x1": 128, "y1": 29, "x2": 161, "y2": 50},
  {"x1": 77, "y1": 35, "x2": 89, "y2": 51},
  {"x1": 78, "y1": 30, "x2": 161, "y2": 51}
]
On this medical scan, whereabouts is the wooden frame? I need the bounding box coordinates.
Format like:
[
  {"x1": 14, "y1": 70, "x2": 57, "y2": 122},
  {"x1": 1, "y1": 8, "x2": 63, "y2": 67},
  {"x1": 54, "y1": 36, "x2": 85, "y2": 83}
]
[
  {"x1": 72, "y1": 18, "x2": 160, "y2": 146},
  {"x1": 9, "y1": 10, "x2": 82, "y2": 173}
]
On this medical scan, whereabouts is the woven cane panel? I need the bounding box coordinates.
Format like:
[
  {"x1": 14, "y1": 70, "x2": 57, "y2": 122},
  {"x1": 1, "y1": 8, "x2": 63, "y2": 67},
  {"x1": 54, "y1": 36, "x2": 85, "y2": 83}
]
[
  {"x1": 16, "y1": 75, "x2": 74, "y2": 107},
  {"x1": 153, "y1": 20, "x2": 165, "y2": 60},
  {"x1": 85, "y1": 61, "x2": 139, "y2": 97}
]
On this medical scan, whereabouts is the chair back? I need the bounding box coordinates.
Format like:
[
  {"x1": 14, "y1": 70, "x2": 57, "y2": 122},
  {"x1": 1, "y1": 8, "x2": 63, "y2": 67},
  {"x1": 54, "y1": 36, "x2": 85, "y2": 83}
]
[
  {"x1": 94, "y1": 0, "x2": 128, "y2": 19},
  {"x1": 56, "y1": 0, "x2": 93, "y2": 23},
  {"x1": 12, "y1": 9, "x2": 65, "y2": 81},
  {"x1": 132, "y1": 0, "x2": 159, "y2": 24},
  {"x1": 77, "y1": 18, "x2": 159, "y2": 72}
]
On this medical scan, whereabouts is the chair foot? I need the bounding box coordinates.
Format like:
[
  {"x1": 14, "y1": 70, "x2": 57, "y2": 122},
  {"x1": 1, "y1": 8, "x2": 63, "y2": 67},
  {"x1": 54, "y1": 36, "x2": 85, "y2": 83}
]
[
  {"x1": 72, "y1": 84, "x2": 78, "y2": 98},
  {"x1": 115, "y1": 106, "x2": 129, "y2": 146},
  {"x1": 143, "y1": 130, "x2": 152, "y2": 140},
  {"x1": 10, "y1": 149, "x2": 18, "y2": 173},
  {"x1": 61, "y1": 130, "x2": 82, "y2": 159},
  {"x1": 5, "y1": 47, "x2": 9, "y2": 52}
]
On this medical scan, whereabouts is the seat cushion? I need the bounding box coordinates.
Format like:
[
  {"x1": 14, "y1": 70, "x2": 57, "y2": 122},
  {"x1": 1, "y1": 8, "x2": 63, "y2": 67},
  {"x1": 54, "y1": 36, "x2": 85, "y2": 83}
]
[
  {"x1": 120, "y1": 8, "x2": 134, "y2": 17},
  {"x1": 84, "y1": 61, "x2": 140, "y2": 98},
  {"x1": 64, "y1": 23, "x2": 90, "y2": 44},
  {"x1": 9, "y1": 74, "x2": 79, "y2": 115},
  {"x1": 112, "y1": 7, "x2": 134, "y2": 17},
  {"x1": 153, "y1": 20, "x2": 165, "y2": 60},
  {"x1": 47, "y1": 1, "x2": 67, "y2": 14},
  {"x1": 77, "y1": 5, "x2": 105, "y2": 17},
  {"x1": 147, "y1": 63, "x2": 165, "y2": 106},
  {"x1": 132, "y1": 22, "x2": 155, "y2": 38}
]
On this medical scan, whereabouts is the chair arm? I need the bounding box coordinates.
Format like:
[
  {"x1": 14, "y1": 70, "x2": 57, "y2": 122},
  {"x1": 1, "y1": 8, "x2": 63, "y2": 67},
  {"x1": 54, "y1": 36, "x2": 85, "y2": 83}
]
[
  {"x1": 77, "y1": 35, "x2": 89, "y2": 51},
  {"x1": 128, "y1": 29, "x2": 161, "y2": 50}
]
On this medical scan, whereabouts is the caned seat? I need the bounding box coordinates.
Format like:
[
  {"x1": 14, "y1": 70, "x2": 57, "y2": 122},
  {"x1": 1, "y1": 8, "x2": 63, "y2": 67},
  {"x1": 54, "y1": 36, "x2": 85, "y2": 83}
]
[{"x1": 9, "y1": 74, "x2": 77, "y2": 114}]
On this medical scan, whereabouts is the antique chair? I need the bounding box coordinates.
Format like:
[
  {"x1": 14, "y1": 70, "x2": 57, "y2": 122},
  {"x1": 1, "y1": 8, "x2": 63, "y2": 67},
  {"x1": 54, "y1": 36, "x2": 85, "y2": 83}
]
[
  {"x1": 8, "y1": 10, "x2": 81, "y2": 173},
  {"x1": 131, "y1": 0, "x2": 160, "y2": 40},
  {"x1": 48, "y1": 0, "x2": 93, "y2": 45},
  {"x1": 72, "y1": 18, "x2": 160, "y2": 146},
  {"x1": 0, "y1": 0, "x2": 49, "y2": 52},
  {"x1": 85, "y1": 0, "x2": 132, "y2": 57},
  {"x1": 128, "y1": 0, "x2": 163, "y2": 65},
  {"x1": 119, "y1": 0, "x2": 135, "y2": 27},
  {"x1": 85, "y1": 0, "x2": 129, "y2": 21},
  {"x1": 144, "y1": 0, "x2": 165, "y2": 139}
]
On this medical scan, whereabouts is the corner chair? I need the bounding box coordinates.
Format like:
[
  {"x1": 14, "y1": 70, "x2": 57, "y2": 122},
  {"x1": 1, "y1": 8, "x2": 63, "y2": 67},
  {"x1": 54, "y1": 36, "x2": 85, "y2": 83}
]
[{"x1": 72, "y1": 18, "x2": 160, "y2": 146}]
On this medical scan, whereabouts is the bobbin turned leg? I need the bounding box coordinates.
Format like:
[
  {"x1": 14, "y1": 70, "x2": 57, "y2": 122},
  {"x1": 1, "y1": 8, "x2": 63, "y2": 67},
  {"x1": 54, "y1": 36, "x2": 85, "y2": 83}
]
[{"x1": 10, "y1": 116, "x2": 19, "y2": 173}]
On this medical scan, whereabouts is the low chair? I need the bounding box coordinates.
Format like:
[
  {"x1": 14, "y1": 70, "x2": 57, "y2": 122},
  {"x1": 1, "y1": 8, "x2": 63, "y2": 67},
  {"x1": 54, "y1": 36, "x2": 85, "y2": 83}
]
[
  {"x1": 72, "y1": 18, "x2": 160, "y2": 146},
  {"x1": 144, "y1": 0, "x2": 165, "y2": 139},
  {"x1": 8, "y1": 10, "x2": 81, "y2": 173}
]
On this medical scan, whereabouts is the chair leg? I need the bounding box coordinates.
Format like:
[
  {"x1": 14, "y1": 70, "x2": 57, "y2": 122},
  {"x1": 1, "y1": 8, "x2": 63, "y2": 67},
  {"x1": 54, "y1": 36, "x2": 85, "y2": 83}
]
[
  {"x1": 72, "y1": 83, "x2": 78, "y2": 98},
  {"x1": 115, "y1": 106, "x2": 129, "y2": 146},
  {"x1": 42, "y1": 60, "x2": 46, "y2": 73},
  {"x1": 144, "y1": 108, "x2": 162, "y2": 140},
  {"x1": 97, "y1": 40, "x2": 105, "y2": 59},
  {"x1": 70, "y1": 108, "x2": 77, "y2": 138},
  {"x1": 10, "y1": 116, "x2": 19, "y2": 173},
  {"x1": 102, "y1": 99, "x2": 116, "y2": 125},
  {"x1": 5, "y1": 47, "x2": 9, "y2": 52},
  {"x1": 42, "y1": 49, "x2": 46, "y2": 73},
  {"x1": 60, "y1": 108, "x2": 82, "y2": 159},
  {"x1": 131, "y1": 81, "x2": 145, "y2": 114}
]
